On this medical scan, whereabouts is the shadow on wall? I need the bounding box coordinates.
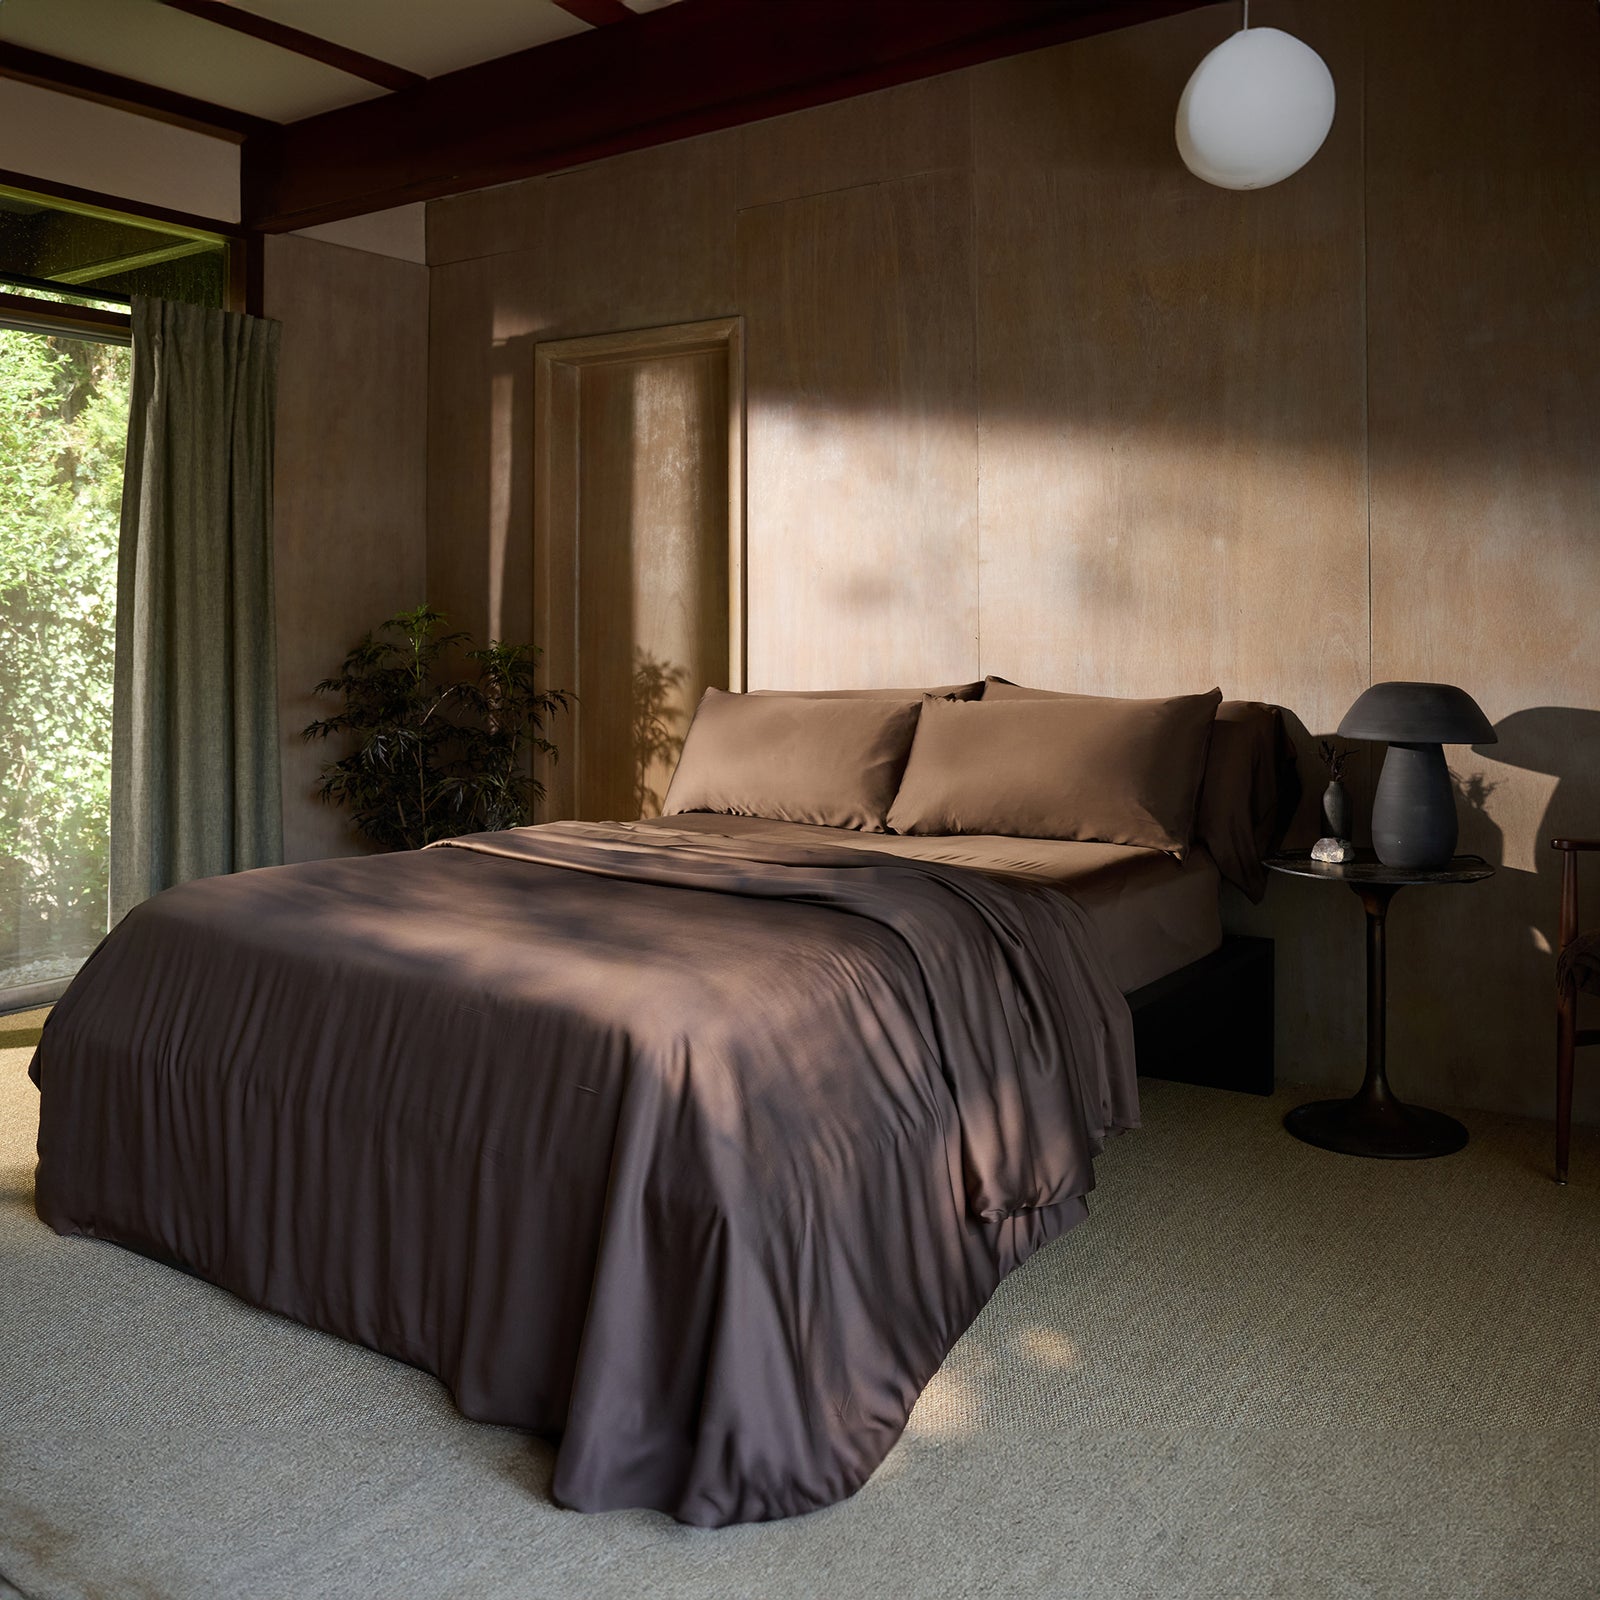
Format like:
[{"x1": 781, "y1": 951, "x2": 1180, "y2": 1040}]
[
  {"x1": 633, "y1": 650, "x2": 690, "y2": 819},
  {"x1": 1262, "y1": 705, "x2": 1600, "y2": 893},
  {"x1": 1227, "y1": 704, "x2": 1600, "y2": 1123},
  {"x1": 1271, "y1": 707, "x2": 1379, "y2": 849},
  {"x1": 432, "y1": 325, "x2": 541, "y2": 655},
  {"x1": 1373, "y1": 705, "x2": 1600, "y2": 1124},
  {"x1": 1476, "y1": 705, "x2": 1600, "y2": 931}
]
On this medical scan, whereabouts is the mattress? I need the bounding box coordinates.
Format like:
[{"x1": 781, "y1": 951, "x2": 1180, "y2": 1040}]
[{"x1": 638, "y1": 813, "x2": 1222, "y2": 993}]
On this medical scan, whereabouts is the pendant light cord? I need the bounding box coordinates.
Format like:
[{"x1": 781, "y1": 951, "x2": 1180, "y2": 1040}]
[{"x1": 1241, "y1": 0, "x2": 1249, "y2": 27}]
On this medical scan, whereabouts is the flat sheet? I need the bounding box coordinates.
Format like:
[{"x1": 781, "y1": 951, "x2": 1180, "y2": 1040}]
[
  {"x1": 31, "y1": 822, "x2": 1137, "y2": 1526},
  {"x1": 639, "y1": 814, "x2": 1223, "y2": 992}
]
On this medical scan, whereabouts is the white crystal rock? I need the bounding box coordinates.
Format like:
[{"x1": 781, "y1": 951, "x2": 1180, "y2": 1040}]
[{"x1": 1311, "y1": 837, "x2": 1356, "y2": 864}]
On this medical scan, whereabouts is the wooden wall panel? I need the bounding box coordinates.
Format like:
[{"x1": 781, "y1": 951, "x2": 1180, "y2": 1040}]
[
  {"x1": 266, "y1": 233, "x2": 427, "y2": 863},
  {"x1": 481, "y1": 137, "x2": 738, "y2": 333},
  {"x1": 532, "y1": 324, "x2": 738, "y2": 822},
  {"x1": 971, "y1": 3, "x2": 1367, "y2": 715},
  {"x1": 971, "y1": 3, "x2": 1372, "y2": 1088},
  {"x1": 571, "y1": 352, "x2": 728, "y2": 819},
  {"x1": 419, "y1": 1, "x2": 1600, "y2": 1123},
  {"x1": 424, "y1": 255, "x2": 518, "y2": 645},
  {"x1": 427, "y1": 172, "x2": 539, "y2": 267},
  {"x1": 737, "y1": 73, "x2": 971, "y2": 211},
  {"x1": 426, "y1": 135, "x2": 737, "y2": 654},
  {"x1": 738, "y1": 170, "x2": 979, "y2": 688},
  {"x1": 1366, "y1": 0, "x2": 1600, "y2": 1121},
  {"x1": 428, "y1": 135, "x2": 739, "y2": 285}
]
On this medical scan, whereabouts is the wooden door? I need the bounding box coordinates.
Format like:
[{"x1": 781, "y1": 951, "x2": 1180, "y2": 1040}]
[{"x1": 533, "y1": 319, "x2": 744, "y2": 821}]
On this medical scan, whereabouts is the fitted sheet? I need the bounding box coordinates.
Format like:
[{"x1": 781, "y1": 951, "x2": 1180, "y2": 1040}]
[{"x1": 639, "y1": 814, "x2": 1222, "y2": 993}]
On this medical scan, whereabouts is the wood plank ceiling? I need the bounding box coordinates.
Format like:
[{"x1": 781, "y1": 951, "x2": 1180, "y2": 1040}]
[{"x1": 0, "y1": 0, "x2": 1214, "y2": 231}]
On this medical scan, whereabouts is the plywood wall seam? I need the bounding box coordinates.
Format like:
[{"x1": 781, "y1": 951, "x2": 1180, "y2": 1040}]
[
  {"x1": 423, "y1": 244, "x2": 523, "y2": 271},
  {"x1": 1360, "y1": 0, "x2": 1373, "y2": 694},
  {"x1": 731, "y1": 168, "x2": 972, "y2": 217},
  {"x1": 420, "y1": 265, "x2": 430, "y2": 621},
  {"x1": 968, "y1": 65, "x2": 982, "y2": 676},
  {"x1": 422, "y1": 2, "x2": 1600, "y2": 1119}
]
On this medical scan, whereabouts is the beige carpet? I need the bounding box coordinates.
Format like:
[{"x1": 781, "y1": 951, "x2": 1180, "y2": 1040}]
[{"x1": 2, "y1": 1006, "x2": 1596, "y2": 1600}]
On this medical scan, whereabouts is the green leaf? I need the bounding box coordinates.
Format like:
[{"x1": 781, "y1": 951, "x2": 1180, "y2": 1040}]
[{"x1": 306, "y1": 604, "x2": 569, "y2": 852}]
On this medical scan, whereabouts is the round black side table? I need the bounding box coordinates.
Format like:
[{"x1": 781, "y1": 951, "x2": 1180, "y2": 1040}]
[{"x1": 1265, "y1": 850, "x2": 1494, "y2": 1159}]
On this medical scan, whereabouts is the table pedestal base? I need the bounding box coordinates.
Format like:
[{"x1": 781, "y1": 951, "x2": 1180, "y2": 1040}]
[
  {"x1": 1284, "y1": 1095, "x2": 1468, "y2": 1160},
  {"x1": 1264, "y1": 853, "x2": 1490, "y2": 1164}
]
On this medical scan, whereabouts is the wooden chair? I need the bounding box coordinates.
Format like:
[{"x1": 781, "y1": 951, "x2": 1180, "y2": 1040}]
[{"x1": 1553, "y1": 837, "x2": 1600, "y2": 1183}]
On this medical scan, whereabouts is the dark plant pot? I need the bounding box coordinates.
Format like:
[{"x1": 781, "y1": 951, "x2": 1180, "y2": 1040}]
[
  {"x1": 1371, "y1": 742, "x2": 1457, "y2": 869},
  {"x1": 1321, "y1": 779, "x2": 1350, "y2": 841}
]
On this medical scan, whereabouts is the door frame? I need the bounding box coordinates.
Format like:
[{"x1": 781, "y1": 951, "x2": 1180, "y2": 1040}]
[{"x1": 532, "y1": 316, "x2": 746, "y2": 818}]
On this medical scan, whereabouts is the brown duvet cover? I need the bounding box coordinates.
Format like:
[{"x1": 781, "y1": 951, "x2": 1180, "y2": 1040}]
[
  {"x1": 640, "y1": 813, "x2": 1224, "y2": 992},
  {"x1": 31, "y1": 821, "x2": 1137, "y2": 1526}
]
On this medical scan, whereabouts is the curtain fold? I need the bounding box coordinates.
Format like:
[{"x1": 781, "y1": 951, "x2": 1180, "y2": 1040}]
[{"x1": 110, "y1": 296, "x2": 282, "y2": 923}]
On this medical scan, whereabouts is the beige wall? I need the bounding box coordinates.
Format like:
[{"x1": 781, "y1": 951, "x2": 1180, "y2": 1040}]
[
  {"x1": 294, "y1": 204, "x2": 428, "y2": 264},
  {"x1": 0, "y1": 78, "x2": 239, "y2": 223},
  {"x1": 423, "y1": 0, "x2": 1600, "y2": 1124},
  {"x1": 266, "y1": 233, "x2": 429, "y2": 863}
]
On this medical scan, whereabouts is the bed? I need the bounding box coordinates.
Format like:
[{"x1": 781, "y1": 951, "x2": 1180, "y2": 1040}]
[
  {"x1": 642, "y1": 811, "x2": 1224, "y2": 993},
  {"x1": 28, "y1": 681, "x2": 1294, "y2": 1527}
]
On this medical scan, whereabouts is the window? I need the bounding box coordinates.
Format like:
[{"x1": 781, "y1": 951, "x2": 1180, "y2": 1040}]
[
  {"x1": 0, "y1": 183, "x2": 228, "y2": 311},
  {"x1": 0, "y1": 184, "x2": 228, "y2": 1006}
]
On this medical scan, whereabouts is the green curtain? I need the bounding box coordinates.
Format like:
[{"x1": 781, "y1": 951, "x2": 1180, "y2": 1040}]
[{"x1": 110, "y1": 297, "x2": 282, "y2": 923}]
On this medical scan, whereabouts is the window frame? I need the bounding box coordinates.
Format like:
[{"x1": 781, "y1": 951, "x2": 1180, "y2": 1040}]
[{"x1": 0, "y1": 166, "x2": 244, "y2": 343}]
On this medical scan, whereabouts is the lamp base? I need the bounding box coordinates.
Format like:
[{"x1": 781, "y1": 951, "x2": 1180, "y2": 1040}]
[
  {"x1": 1371, "y1": 742, "x2": 1457, "y2": 869},
  {"x1": 1285, "y1": 1094, "x2": 1468, "y2": 1160}
]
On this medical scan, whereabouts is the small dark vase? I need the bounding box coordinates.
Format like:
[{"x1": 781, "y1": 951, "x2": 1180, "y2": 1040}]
[{"x1": 1322, "y1": 778, "x2": 1351, "y2": 841}]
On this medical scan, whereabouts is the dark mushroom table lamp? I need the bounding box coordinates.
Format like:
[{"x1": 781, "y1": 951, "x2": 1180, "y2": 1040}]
[{"x1": 1336, "y1": 682, "x2": 1496, "y2": 869}]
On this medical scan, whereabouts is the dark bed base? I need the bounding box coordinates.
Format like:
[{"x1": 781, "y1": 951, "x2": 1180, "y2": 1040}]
[{"x1": 1127, "y1": 935, "x2": 1274, "y2": 1096}]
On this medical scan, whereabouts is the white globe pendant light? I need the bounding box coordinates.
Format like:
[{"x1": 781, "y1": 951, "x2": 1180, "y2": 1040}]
[{"x1": 1176, "y1": 1, "x2": 1335, "y2": 190}]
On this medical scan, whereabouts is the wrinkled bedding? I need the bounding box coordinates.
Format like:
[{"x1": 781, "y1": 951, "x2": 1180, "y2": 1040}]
[
  {"x1": 31, "y1": 821, "x2": 1137, "y2": 1525},
  {"x1": 639, "y1": 812, "x2": 1223, "y2": 991}
]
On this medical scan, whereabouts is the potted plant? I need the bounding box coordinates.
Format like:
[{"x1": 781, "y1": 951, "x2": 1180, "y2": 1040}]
[{"x1": 304, "y1": 605, "x2": 570, "y2": 851}]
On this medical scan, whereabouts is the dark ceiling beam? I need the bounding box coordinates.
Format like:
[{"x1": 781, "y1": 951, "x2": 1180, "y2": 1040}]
[
  {"x1": 242, "y1": 0, "x2": 1214, "y2": 232},
  {"x1": 0, "y1": 40, "x2": 273, "y2": 140},
  {"x1": 156, "y1": 0, "x2": 425, "y2": 93},
  {"x1": 550, "y1": 0, "x2": 639, "y2": 25}
]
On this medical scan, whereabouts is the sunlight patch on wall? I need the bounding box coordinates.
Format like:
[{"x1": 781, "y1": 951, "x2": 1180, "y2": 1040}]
[
  {"x1": 743, "y1": 402, "x2": 978, "y2": 690},
  {"x1": 743, "y1": 393, "x2": 1371, "y2": 720},
  {"x1": 493, "y1": 308, "x2": 551, "y2": 345},
  {"x1": 486, "y1": 369, "x2": 514, "y2": 640}
]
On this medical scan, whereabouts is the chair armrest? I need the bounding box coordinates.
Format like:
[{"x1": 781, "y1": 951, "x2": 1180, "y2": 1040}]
[{"x1": 1552, "y1": 839, "x2": 1600, "y2": 852}]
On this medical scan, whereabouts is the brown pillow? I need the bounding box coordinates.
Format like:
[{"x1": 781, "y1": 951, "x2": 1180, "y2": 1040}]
[
  {"x1": 983, "y1": 678, "x2": 1295, "y2": 895},
  {"x1": 663, "y1": 688, "x2": 922, "y2": 832},
  {"x1": 1192, "y1": 702, "x2": 1299, "y2": 901},
  {"x1": 751, "y1": 682, "x2": 983, "y2": 701},
  {"x1": 887, "y1": 688, "x2": 1223, "y2": 855}
]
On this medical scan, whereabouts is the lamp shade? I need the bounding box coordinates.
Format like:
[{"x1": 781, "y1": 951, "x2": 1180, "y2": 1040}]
[
  {"x1": 1176, "y1": 26, "x2": 1336, "y2": 190},
  {"x1": 1337, "y1": 682, "x2": 1497, "y2": 746}
]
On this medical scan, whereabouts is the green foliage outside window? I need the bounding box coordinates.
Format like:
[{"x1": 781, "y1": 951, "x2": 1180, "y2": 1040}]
[{"x1": 0, "y1": 327, "x2": 127, "y2": 986}]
